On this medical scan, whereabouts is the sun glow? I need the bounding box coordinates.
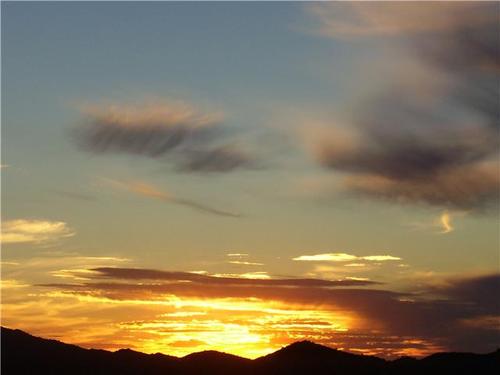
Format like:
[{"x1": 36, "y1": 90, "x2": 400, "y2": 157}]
[
  {"x1": 2, "y1": 287, "x2": 354, "y2": 359},
  {"x1": 115, "y1": 297, "x2": 353, "y2": 358}
]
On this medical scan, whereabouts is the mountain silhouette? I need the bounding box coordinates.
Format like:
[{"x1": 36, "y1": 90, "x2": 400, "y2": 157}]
[
  {"x1": 1, "y1": 327, "x2": 499, "y2": 374},
  {"x1": 254, "y1": 340, "x2": 386, "y2": 374}
]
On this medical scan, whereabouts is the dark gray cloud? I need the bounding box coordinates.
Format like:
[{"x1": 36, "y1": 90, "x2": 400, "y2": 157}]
[
  {"x1": 178, "y1": 146, "x2": 256, "y2": 173},
  {"x1": 73, "y1": 101, "x2": 256, "y2": 173},
  {"x1": 431, "y1": 274, "x2": 500, "y2": 315},
  {"x1": 309, "y1": 5, "x2": 500, "y2": 210},
  {"x1": 75, "y1": 121, "x2": 207, "y2": 157},
  {"x1": 39, "y1": 267, "x2": 500, "y2": 354},
  {"x1": 416, "y1": 14, "x2": 500, "y2": 126},
  {"x1": 89, "y1": 267, "x2": 378, "y2": 287}
]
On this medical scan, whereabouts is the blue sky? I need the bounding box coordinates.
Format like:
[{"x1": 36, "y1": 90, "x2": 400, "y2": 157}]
[{"x1": 1, "y1": 1, "x2": 499, "y2": 358}]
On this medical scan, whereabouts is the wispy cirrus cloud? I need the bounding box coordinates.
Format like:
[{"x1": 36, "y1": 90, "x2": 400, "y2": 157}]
[
  {"x1": 73, "y1": 99, "x2": 256, "y2": 173},
  {"x1": 303, "y1": 3, "x2": 500, "y2": 211},
  {"x1": 437, "y1": 211, "x2": 453, "y2": 234},
  {"x1": 75, "y1": 99, "x2": 222, "y2": 157},
  {"x1": 293, "y1": 253, "x2": 401, "y2": 262},
  {"x1": 406, "y1": 210, "x2": 463, "y2": 235},
  {"x1": 103, "y1": 179, "x2": 241, "y2": 218},
  {"x1": 1, "y1": 219, "x2": 74, "y2": 244}
]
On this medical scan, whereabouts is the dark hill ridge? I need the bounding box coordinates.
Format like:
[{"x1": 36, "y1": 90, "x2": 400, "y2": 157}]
[
  {"x1": 256, "y1": 340, "x2": 386, "y2": 374},
  {"x1": 1, "y1": 327, "x2": 499, "y2": 374}
]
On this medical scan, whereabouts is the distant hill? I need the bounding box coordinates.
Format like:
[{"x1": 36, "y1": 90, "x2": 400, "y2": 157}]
[{"x1": 1, "y1": 327, "x2": 499, "y2": 374}]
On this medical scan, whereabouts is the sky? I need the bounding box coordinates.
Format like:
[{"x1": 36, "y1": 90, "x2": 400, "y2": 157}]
[{"x1": 1, "y1": 1, "x2": 499, "y2": 359}]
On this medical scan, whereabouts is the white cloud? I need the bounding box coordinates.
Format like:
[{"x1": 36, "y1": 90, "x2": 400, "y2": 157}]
[
  {"x1": 229, "y1": 261, "x2": 264, "y2": 266},
  {"x1": 293, "y1": 252, "x2": 401, "y2": 262},
  {"x1": 1, "y1": 219, "x2": 74, "y2": 244},
  {"x1": 362, "y1": 255, "x2": 401, "y2": 261},
  {"x1": 212, "y1": 272, "x2": 270, "y2": 280},
  {"x1": 293, "y1": 253, "x2": 357, "y2": 262}
]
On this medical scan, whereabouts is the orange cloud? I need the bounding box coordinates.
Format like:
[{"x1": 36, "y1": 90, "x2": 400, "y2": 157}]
[{"x1": 3, "y1": 261, "x2": 499, "y2": 359}]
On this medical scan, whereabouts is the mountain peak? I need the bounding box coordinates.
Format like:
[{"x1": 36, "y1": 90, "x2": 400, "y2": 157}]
[
  {"x1": 268, "y1": 340, "x2": 337, "y2": 357},
  {"x1": 285, "y1": 340, "x2": 333, "y2": 350}
]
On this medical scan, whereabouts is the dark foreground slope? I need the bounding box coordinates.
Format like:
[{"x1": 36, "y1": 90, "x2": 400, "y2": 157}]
[{"x1": 1, "y1": 327, "x2": 499, "y2": 374}]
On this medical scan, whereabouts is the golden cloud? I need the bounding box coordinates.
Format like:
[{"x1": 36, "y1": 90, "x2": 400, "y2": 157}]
[
  {"x1": 293, "y1": 253, "x2": 401, "y2": 262},
  {"x1": 1, "y1": 219, "x2": 74, "y2": 244}
]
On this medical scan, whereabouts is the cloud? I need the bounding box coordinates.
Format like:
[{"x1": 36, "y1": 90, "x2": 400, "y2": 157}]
[
  {"x1": 293, "y1": 253, "x2": 357, "y2": 262},
  {"x1": 303, "y1": 3, "x2": 500, "y2": 211},
  {"x1": 437, "y1": 211, "x2": 453, "y2": 234},
  {"x1": 361, "y1": 255, "x2": 400, "y2": 262},
  {"x1": 228, "y1": 261, "x2": 264, "y2": 266},
  {"x1": 342, "y1": 160, "x2": 499, "y2": 209},
  {"x1": 84, "y1": 267, "x2": 376, "y2": 288},
  {"x1": 432, "y1": 273, "x2": 500, "y2": 313},
  {"x1": 293, "y1": 253, "x2": 401, "y2": 262},
  {"x1": 212, "y1": 272, "x2": 271, "y2": 280},
  {"x1": 1, "y1": 254, "x2": 131, "y2": 285},
  {"x1": 226, "y1": 253, "x2": 263, "y2": 266},
  {"x1": 307, "y1": 2, "x2": 493, "y2": 38},
  {"x1": 105, "y1": 179, "x2": 241, "y2": 218},
  {"x1": 177, "y1": 145, "x2": 256, "y2": 173},
  {"x1": 1, "y1": 219, "x2": 74, "y2": 244},
  {"x1": 73, "y1": 99, "x2": 256, "y2": 173},
  {"x1": 0, "y1": 279, "x2": 29, "y2": 289},
  {"x1": 36, "y1": 266, "x2": 500, "y2": 355},
  {"x1": 75, "y1": 100, "x2": 222, "y2": 156}
]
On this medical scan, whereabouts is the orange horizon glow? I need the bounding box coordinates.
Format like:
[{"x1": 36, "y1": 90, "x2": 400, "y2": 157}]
[{"x1": 1, "y1": 278, "x2": 447, "y2": 360}]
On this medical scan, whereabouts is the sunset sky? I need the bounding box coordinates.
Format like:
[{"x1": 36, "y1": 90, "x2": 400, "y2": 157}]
[{"x1": 1, "y1": 2, "x2": 499, "y2": 359}]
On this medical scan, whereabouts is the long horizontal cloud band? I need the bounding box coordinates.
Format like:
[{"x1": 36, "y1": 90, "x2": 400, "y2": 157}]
[
  {"x1": 293, "y1": 253, "x2": 401, "y2": 262},
  {"x1": 38, "y1": 267, "x2": 500, "y2": 353},
  {"x1": 47, "y1": 267, "x2": 379, "y2": 287}
]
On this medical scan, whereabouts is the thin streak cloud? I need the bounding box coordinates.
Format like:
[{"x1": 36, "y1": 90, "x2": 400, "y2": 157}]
[
  {"x1": 228, "y1": 261, "x2": 264, "y2": 266},
  {"x1": 293, "y1": 253, "x2": 401, "y2": 262},
  {"x1": 105, "y1": 179, "x2": 241, "y2": 218}
]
